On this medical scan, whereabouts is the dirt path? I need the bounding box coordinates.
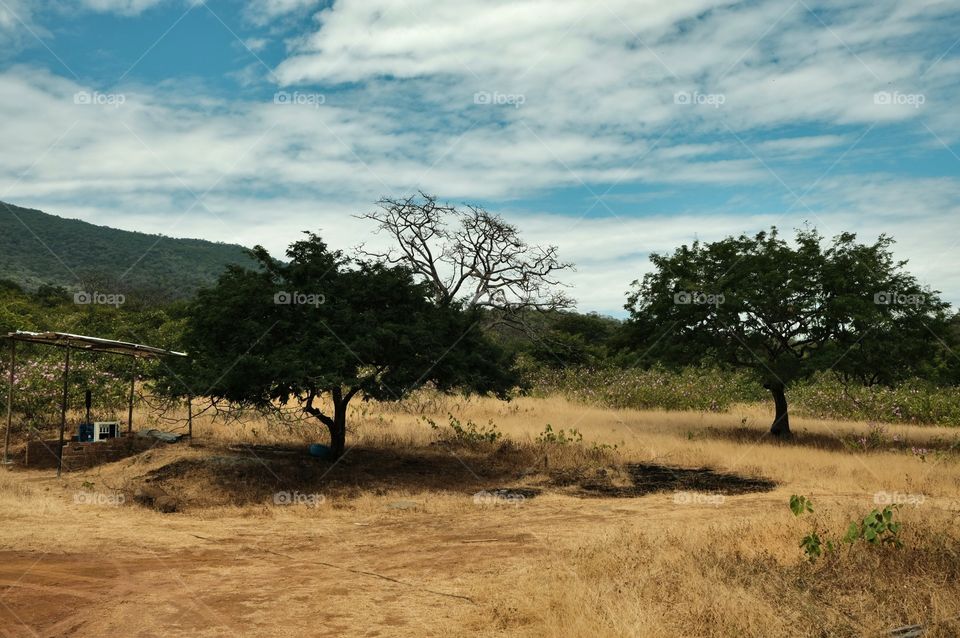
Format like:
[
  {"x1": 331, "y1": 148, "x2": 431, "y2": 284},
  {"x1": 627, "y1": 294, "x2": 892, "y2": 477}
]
[
  {"x1": 0, "y1": 496, "x2": 577, "y2": 637},
  {"x1": 0, "y1": 489, "x2": 790, "y2": 637},
  {"x1": 0, "y1": 544, "x2": 496, "y2": 637}
]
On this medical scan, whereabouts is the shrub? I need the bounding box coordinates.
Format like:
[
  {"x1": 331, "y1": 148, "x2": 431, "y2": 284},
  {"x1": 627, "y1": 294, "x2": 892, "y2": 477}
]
[
  {"x1": 525, "y1": 364, "x2": 764, "y2": 412},
  {"x1": 523, "y1": 364, "x2": 960, "y2": 425},
  {"x1": 790, "y1": 495, "x2": 903, "y2": 562},
  {"x1": 1, "y1": 353, "x2": 129, "y2": 431},
  {"x1": 536, "y1": 424, "x2": 583, "y2": 445},
  {"x1": 424, "y1": 414, "x2": 502, "y2": 446}
]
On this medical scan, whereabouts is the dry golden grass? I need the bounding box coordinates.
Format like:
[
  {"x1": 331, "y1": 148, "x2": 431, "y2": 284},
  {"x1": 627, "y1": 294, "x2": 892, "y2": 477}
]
[{"x1": 1, "y1": 393, "x2": 959, "y2": 637}]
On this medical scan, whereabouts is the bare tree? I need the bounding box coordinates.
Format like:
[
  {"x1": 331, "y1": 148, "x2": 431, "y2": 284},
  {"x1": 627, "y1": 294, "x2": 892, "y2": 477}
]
[{"x1": 356, "y1": 192, "x2": 574, "y2": 315}]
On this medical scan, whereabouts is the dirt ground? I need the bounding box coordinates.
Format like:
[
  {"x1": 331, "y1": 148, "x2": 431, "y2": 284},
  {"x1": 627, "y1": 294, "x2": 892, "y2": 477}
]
[
  {"x1": 0, "y1": 488, "x2": 791, "y2": 638},
  {"x1": 2, "y1": 396, "x2": 959, "y2": 637}
]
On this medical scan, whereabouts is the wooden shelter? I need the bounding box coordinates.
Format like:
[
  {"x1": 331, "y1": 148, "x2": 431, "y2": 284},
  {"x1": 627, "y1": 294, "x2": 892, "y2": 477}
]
[{"x1": 3, "y1": 331, "x2": 187, "y2": 476}]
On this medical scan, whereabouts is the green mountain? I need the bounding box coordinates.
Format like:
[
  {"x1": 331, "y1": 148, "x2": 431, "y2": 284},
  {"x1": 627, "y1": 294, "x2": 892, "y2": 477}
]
[{"x1": 0, "y1": 201, "x2": 257, "y2": 302}]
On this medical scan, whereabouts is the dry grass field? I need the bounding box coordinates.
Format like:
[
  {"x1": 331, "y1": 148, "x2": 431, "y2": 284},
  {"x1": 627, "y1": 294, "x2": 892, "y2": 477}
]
[{"x1": 2, "y1": 394, "x2": 960, "y2": 637}]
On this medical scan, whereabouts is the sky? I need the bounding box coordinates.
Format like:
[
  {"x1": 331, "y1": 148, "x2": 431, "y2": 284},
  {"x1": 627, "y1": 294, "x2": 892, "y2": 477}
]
[{"x1": 0, "y1": 0, "x2": 958, "y2": 316}]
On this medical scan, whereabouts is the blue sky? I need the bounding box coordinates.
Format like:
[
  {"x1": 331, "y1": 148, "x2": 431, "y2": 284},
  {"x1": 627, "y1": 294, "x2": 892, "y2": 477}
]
[{"x1": 1, "y1": 0, "x2": 958, "y2": 314}]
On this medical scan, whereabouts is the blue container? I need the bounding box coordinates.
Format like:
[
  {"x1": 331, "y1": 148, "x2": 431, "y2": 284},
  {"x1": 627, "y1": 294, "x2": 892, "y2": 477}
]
[
  {"x1": 308, "y1": 444, "x2": 331, "y2": 459},
  {"x1": 78, "y1": 423, "x2": 94, "y2": 443}
]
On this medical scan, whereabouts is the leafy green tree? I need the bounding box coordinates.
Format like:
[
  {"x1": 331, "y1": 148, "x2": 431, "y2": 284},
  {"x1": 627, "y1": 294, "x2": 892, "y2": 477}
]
[
  {"x1": 158, "y1": 233, "x2": 516, "y2": 457},
  {"x1": 941, "y1": 312, "x2": 960, "y2": 385},
  {"x1": 522, "y1": 311, "x2": 622, "y2": 368},
  {"x1": 625, "y1": 228, "x2": 951, "y2": 436}
]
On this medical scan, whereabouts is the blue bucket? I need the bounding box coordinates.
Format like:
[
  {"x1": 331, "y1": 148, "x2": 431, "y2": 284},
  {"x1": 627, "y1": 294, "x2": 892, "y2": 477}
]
[{"x1": 308, "y1": 443, "x2": 331, "y2": 459}]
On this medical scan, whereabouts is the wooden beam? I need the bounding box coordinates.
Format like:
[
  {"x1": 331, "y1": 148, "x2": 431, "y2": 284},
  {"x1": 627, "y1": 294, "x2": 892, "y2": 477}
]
[
  {"x1": 3, "y1": 339, "x2": 14, "y2": 466},
  {"x1": 127, "y1": 358, "x2": 137, "y2": 434},
  {"x1": 57, "y1": 348, "x2": 70, "y2": 478}
]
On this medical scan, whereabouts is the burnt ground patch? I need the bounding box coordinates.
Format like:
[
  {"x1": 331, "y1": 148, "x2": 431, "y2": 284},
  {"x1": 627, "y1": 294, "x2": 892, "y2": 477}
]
[{"x1": 579, "y1": 462, "x2": 777, "y2": 498}]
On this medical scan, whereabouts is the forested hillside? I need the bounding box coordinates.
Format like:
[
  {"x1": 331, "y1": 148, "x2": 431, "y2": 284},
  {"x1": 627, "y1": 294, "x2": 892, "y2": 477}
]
[{"x1": 0, "y1": 201, "x2": 255, "y2": 301}]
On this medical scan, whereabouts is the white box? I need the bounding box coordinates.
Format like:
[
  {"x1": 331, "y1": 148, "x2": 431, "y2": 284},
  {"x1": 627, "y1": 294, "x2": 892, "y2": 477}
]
[{"x1": 93, "y1": 422, "x2": 121, "y2": 442}]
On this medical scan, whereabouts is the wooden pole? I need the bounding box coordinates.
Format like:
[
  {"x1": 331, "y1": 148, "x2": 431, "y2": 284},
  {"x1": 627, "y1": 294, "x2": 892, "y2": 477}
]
[
  {"x1": 127, "y1": 357, "x2": 137, "y2": 434},
  {"x1": 187, "y1": 395, "x2": 193, "y2": 441},
  {"x1": 3, "y1": 340, "x2": 14, "y2": 466},
  {"x1": 57, "y1": 348, "x2": 70, "y2": 478}
]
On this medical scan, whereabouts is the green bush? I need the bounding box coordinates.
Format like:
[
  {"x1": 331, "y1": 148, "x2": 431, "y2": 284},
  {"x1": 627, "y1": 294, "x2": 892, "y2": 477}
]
[
  {"x1": 424, "y1": 414, "x2": 502, "y2": 446},
  {"x1": 790, "y1": 495, "x2": 903, "y2": 562},
  {"x1": 523, "y1": 364, "x2": 960, "y2": 426},
  {"x1": 536, "y1": 424, "x2": 583, "y2": 445},
  {"x1": 525, "y1": 364, "x2": 764, "y2": 412},
  {"x1": 789, "y1": 374, "x2": 960, "y2": 425},
  {"x1": 1, "y1": 352, "x2": 130, "y2": 429}
]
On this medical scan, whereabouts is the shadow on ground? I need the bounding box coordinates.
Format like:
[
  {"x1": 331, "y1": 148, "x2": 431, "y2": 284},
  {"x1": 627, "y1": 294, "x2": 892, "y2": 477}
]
[
  {"x1": 125, "y1": 440, "x2": 777, "y2": 510},
  {"x1": 700, "y1": 426, "x2": 960, "y2": 455}
]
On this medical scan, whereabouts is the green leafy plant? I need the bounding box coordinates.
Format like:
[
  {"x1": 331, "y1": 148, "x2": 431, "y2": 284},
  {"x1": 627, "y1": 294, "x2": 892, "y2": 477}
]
[
  {"x1": 536, "y1": 424, "x2": 583, "y2": 445},
  {"x1": 789, "y1": 495, "x2": 904, "y2": 562},
  {"x1": 590, "y1": 441, "x2": 620, "y2": 452},
  {"x1": 425, "y1": 414, "x2": 502, "y2": 445},
  {"x1": 789, "y1": 494, "x2": 814, "y2": 516},
  {"x1": 798, "y1": 531, "x2": 836, "y2": 561},
  {"x1": 842, "y1": 507, "x2": 903, "y2": 548},
  {"x1": 790, "y1": 495, "x2": 830, "y2": 561}
]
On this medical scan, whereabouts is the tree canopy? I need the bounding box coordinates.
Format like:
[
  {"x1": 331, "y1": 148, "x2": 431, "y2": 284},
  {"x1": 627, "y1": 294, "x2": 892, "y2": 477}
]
[
  {"x1": 159, "y1": 233, "x2": 517, "y2": 457},
  {"x1": 625, "y1": 227, "x2": 952, "y2": 435}
]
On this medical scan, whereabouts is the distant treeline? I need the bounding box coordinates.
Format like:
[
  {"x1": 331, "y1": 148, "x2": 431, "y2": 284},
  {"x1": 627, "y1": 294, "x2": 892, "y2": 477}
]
[{"x1": 0, "y1": 220, "x2": 960, "y2": 425}]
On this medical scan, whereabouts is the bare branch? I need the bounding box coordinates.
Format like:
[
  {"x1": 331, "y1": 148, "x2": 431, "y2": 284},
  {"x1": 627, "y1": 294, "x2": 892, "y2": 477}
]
[{"x1": 356, "y1": 192, "x2": 574, "y2": 315}]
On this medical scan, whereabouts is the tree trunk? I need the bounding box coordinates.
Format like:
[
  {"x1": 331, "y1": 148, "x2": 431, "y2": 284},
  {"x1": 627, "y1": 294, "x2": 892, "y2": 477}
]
[
  {"x1": 304, "y1": 389, "x2": 351, "y2": 460},
  {"x1": 328, "y1": 398, "x2": 347, "y2": 459},
  {"x1": 765, "y1": 381, "x2": 790, "y2": 437}
]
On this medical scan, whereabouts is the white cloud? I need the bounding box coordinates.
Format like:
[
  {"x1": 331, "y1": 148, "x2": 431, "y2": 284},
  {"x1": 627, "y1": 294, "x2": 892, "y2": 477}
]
[
  {"x1": 79, "y1": 0, "x2": 168, "y2": 16},
  {"x1": 245, "y1": 0, "x2": 321, "y2": 25},
  {"x1": 2, "y1": 0, "x2": 959, "y2": 312},
  {"x1": 0, "y1": 0, "x2": 24, "y2": 32},
  {"x1": 272, "y1": 0, "x2": 957, "y2": 138},
  {"x1": 243, "y1": 37, "x2": 269, "y2": 52},
  {"x1": 754, "y1": 135, "x2": 851, "y2": 155},
  {"x1": 0, "y1": 0, "x2": 48, "y2": 53}
]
